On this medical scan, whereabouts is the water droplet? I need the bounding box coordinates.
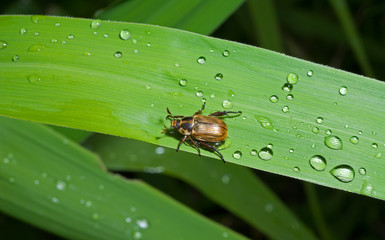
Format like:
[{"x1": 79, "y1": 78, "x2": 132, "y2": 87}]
[
  {"x1": 222, "y1": 50, "x2": 230, "y2": 57},
  {"x1": 201, "y1": 98, "x2": 207, "y2": 103},
  {"x1": 50, "y1": 39, "x2": 58, "y2": 43},
  {"x1": 197, "y1": 56, "x2": 206, "y2": 64},
  {"x1": 132, "y1": 231, "x2": 142, "y2": 239},
  {"x1": 267, "y1": 143, "x2": 273, "y2": 149},
  {"x1": 0, "y1": 40, "x2": 8, "y2": 50},
  {"x1": 210, "y1": 93, "x2": 216, "y2": 99},
  {"x1": 269, "y1": 95, "x2": 279, "y2": 103},
  {"x1": 91, "y1": 19, "x2": 102, "y2": 29},
  {"x1": 134, "y1": 49, "x2": 139, "y2": 54},
  {"x1": 12, "y1": 55, "x2": 19, "y2": 62},
  {"x1": 286, "y1": 73, "x2": 299, "y2": 84},
  {"x1": 85, "y1": 200, "x2": 93, "y2": 207},
  {"x1": 51, "y1": 197, "x2": 59, "y2": 203},
  {"x1": 330, "y1": 165, "x2": 355, "y2": 183},
  {"x1": 20, "y1": 28, "x2": 27, "y2": 35},
  {"x1": 28, "y1": 74, "x2": 41, "y2": 83},
  {"x1": 289, "y1": 148, "x2": 294, "y2": 153},
  {"x1": 31, "y1": 15, "x2": 44, "y2": 23},
  {"x1": 28, "y1": 44, "x2": 45, "y2": 52},
  {"x1": 325, "y1": 129, "x2": 332, "y2": 135},
  {"x1": 120, "y1": 29, "x2": 132, "y2": 40},
  {"x1": 371, "y1": 143, "x2": 378, "y2": 149},
  {"x1": 255, "y1": 116, "x2": 276, "y2": 131},
  {"x1": 360, "y1": 180, "x2": 374, "y2": 196},
  {"x1": 358, "y1": 130, "x2": 363, "y2": 135},
  {"x1": 34, "y1": 32, "x2": 39, "y2": 37},
  {"x1": 232, "y1": 150, "x2": 242, "y2": 160},
  {"x1": 324, "y1": 135, "x2": 343, "y2": 150},
  {"x1": 312, "y1": 127, "x2": 319, "y2": 134},
  {"x1": 178, "y1": 79, "x2": 187, "y2": 86},
  {"x1": 316, "y1": 117, "x2": 324, "y2": 124},
  {"x1": 375, "y1": 152, "x2": 381, "y2": 158},
  {"x1": 136, "y1": 218, "x2": 149, "y2": 229},
  {"x1": 155, "y1": 147, "x2": 165, "y2": 155},
  {"x1": 125, "y1": 217, "x2": 132, "y2": 223},
  {"x1": 214, "y1": 73, "x2": 223, "y2": 81},
  {"x1": 250, "y1": 149, "x2": 258, "y2": 156},
  {"x1": 282, "y1": 83, "x2": 293, "y2": 92},
  {"x1": 146, "y1": 43, "x2": 151, "y2": 47},
  {"x1": 104, "y1": 34, "x2": 109, "y2": 38},
  {"x1": 114, "y1": 51, "x2": 123, "y2": 58},
  {"x1": 358, "y1": 167, "x2": 366, "y2": 175},
  {"x1": 293, "y1": 167, "x2": 300, "y2": 172},
  {"x1": 282, "y1": 106, "x2": 289, "y2": 113},
  {"x1": 309, "y1": 155, "x2": 327, "y2": 171},
  {"x1": 339, "y1": 86, "x2": 348, "y2": 96},
  {"x1": 34, "y1": 179, "x2": 40, "y2": 185},
  {"x1": 145, "y1": 84, "x2": 151, "y2": 90},
  {"x1": 67, "y1": 34, "x2": 74, "y2": 40},
  {"x1": 258, "y1": 147, "x2": 273, "y2": 160},
  {"x1": 92, "y1": 212, "x2": 100, "y2": 221},
  {"x1": 222, "y1": 100, "x2": 233, "y2": 109},
  {"x1": 307, "y1": 70, "x2": 313, "y2": 77},
  {"x1": 56, "y1": 180, "x2": 66, "y2": 191},
  {"x1": 286, "y1": 94, "x2": 294, "y2": 100},
  {"x1": 196, "y1": 91, "x2": 203, "y2": 97},
  {"x1": 221, "y1": 174, "x2": 231, "y2": 184}
]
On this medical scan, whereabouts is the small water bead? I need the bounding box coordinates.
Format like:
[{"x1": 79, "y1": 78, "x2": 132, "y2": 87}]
[
  {"x1": 214, "y1": 73, "x2": 223, "y2": 81},
  {"x1": 210, "y1": 93, "x2": 216, "y2": 99},
  {"x1": 179, "y1": 79, "x2": 187, "y2": 86},
  {"x1": 174, "y1": 63, "x2": 181, "y2": 67},
  {"x1": 371, "y1": 143, "x2": 378, "y2": 149},
  {"x1": 51, "y1": 197, "x2": 59, "y2": 203},
  {"x1": 51, "y1": 39, "x2": 58, "y2": 43},
  {"x1": 91, "y1": 19, "x2": 102, "y2": 29},
  {"x1": 67, "y1": 34, "x2": 74, "y2": 40},
  {"x1": 56, "y1": 180, "x2": 66, "y2": 191},
  {"x1": 28, "y1": 74, "x2": 41, "y2": 83},
  {"x1": 358, "y1": 130, "x2": 362, "y2": 135},
  {"x1": 34, "y1": 32, "x2": 39, "y2": 37},
  {"x1": 92, "y1": 212, "x2": 100, "y2": 221},
  {"x1": 269, "y1": 95, "x2": 279, "y2": 103},
  {"x1": 197, "y1": 56, "x2": 206, "y2": 64},
  {"x1": 145, "y1": 84, "x2": 151, "y2": 90},
  {"x1": 28, "y1": 44, "x2": 44, "y2": 52},
  {"x1": 20, "y1": 28, "x2": 27, "y2": 35},
  {"x1": 114, "y1": 51, "x2": 123, "y2": 58},
  {"x1": 312, "y1": 127, "x2": 319, "y2": 134},
  {"x1": 104, "y1": 34, "x2": 109, "y2": 38},
  {"x1": 12, "y1": 55, "x2": 19, "y2": 62},
  {"x1": 232, "y1": 150, "x2": 242, "y2": 160},
  {"x1": 0, "y1": 40, "x2": 8, "y2": 50},
  {"x1": 282, "y1": 83, "x2": 293, "y2": 92},
  {"x1": 55, "y1": 23, "x2": 61, "y2": 27},
  {"x1": 286, "y1": 94, "x2": 294, "y2": 100},
  {"x1": 360, "y1": 181, "x2": 374, "y2": 196},
  {"x1": 282, "y1": 106, "x2": 289, "y2": 113},
  {"x1": 307, "y1": 70, "x2": 313, "y2": 77},
  {"x1": 222, "y1": 50, "x2": 230, "y2": 57},
  {"x1": 267, "y1": 143, "x2": 273, "y2": 149},
  {"x1": 146, "y1": 43, "x2": 151, "y2": 47},
  {"x1": 309, "y1": 155, "x2": 327, "y2": 171},
  {"x1": 358, "y1": 167, "x2": 366, "y2": 175},
  {"x1": 293, "y1": 167, "x2": 300, "y2": 172},
  {"x1": 289, "y1": 148, "x2": 294, "y2": 153},
  {"x1": 136, "y1": 218, "x2": 149, "y2": 229},
  {"x1": 31, "y1": 15, "x2": 44, "y2": 23},
  {"x1": 222, "y1": 99, "x2": 233, "y2": 109},
  {"x1": 324, "y1": 135, "x2": 343, "y2": 150},
  {"x1": 120, "y1": 29, "x2": 132, "y2": 40},
  {"x1": 196, "y1": 91, "x2": 203, "y2": 97},
  {"x1": 250, "y1": 149, "x2": 258, "y2": 156},
  {"x1": 258, "y1": 147, "x2": 273, "y2": 160},
  {"x1": 316, "y1": 117, "x2": 324, "y2": 124},
  {"x1": 339, "y1": 86, "x2": 348, "y2": 96},
  {"x1": 325, "y1": 129, "x2": 332, "y2": 135},
  {"x1": 286, "y1": 73, "x2": 299, "y2": 84},
  {"x1": 330, "y1": 165, "x2": 355, "y2": 183},
  {"x1": 228, "y1": 90, "x2": 235, "y2": 97},
  {"x1": 255, "y1": 116, "x2": 275, "y2": 131},
  {"x1": 375, "y1": 152, "x2": 382, "y2": 159}
]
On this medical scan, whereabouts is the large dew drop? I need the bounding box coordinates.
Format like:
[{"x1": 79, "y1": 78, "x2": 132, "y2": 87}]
[
  {"x1": 330, "y1": 165, "x2": 355, "y2": 183},
  {"x1": 324, "y1": 135, "x2": 343, "y2": 150},
  {"x1": 120, "y1": 29, "x2": 132, "y2": 40},
  {"x1": 309, "y1": 155, "x2": 327, "y2": 171}
]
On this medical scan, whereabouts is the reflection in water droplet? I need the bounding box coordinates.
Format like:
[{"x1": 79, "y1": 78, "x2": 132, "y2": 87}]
[
  {"x1": 371, "y1": 143, "x2": 378, "y2": 149},
  {"x1": 307, "y1": 70, "x2": 313, "y2": 77},
  {"x1": 282, "y1": 106, "x2": 289, "y2": 113},
  {"x1": 222, "y1": 50, "x2": 230, "y2": 57},
  {"x1": 312, "y1": 127, "x2": 319, "y2": 134},
  {"x1": 136, "y1": 218, "x2": 149, "y2": 229},
  {"x1": 179, "y1": 79, "x2": 187, "y2": 86},
  {"x1": 286, "y1": 94, "x2": 294, "y2": 100},
  {"x1": 222, "y1": 100, "x2": 233, "y2": 109},
  {"x1": 350, "y1": 136, "x2": 359, "y2": 144},
  {"x1": 56, "y1": 180, "x2": 66, "y2": 191},
  {"x1": 325, "y1": 129, "x2": 332, "y2": 135},
  {"x1": 286, "y1": 73, "x2": 299, "y2": 84},
  {"x1": 316, "y1": 117, "x2": 324, "y2": 124},
  {"x1": 258, "y1": 147, "x2": 273, "y2": 160},
  {"x1": 20, "y1": 28, "x2": 27, "y2": 35},
  {"x1": 269, "y1": 95, "x2": 278, "y2": 103},
  {"x1": 91, "y1": 20, "x2": 102, "y2": 29},
  {"x1": 0, "y1": 40, "x2": 8, "y2": 50},
  {"x1": 120, "y1": 29, "x2": 132, "y2": 40},
  {"x1": 309, "y1": 155, "x2": 327, "y2": 171},
  {"x1": 196, "y1": 91, "x2": 203, "y2": 97},
  {"x1": 232, "y1": 150, "x2": 242, "y2": 160},
  {"x1": 339, "y1": 86, "x2": 348, "y2": 96},
  {"x1": 250, "y1": 149, "x2": 258, "y2": 156},
  {"x1": 324, "y1": 135, "x2": 343, "y2": 150},
  {"x1": 330, "y1": 165, "x2": 355, "y2": 183},
  {"x1": 214, "y1": 73, "x2": 223, "y2": 81},
  {"x1": 197, "y1": 56, "x2": 206, "y2": 64},
  {"x1": 114, "y1": 51, "x2": 123, "y2": 58},
  {"x1": 282, "y1": 83, "x2": 293, "y2": 92},
  {"x1": 67, "y1": 34, "x2": 74, "y2": 40},
  {"x1": 358, "y1": 167, "x2": 366, "y2": 175}
]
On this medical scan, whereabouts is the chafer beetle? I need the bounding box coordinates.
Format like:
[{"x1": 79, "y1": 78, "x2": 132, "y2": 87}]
[{"x1": 162, "y1": 103, "x2": 242, "y2": 162}]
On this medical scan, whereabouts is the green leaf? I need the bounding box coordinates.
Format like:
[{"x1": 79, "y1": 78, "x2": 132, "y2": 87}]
[
  {"x1": 1, "y1": 15, "x2": 385, "y2": 201},
  {"x1": 0, "y1": 117, "x2": 246, "y2": 239}
]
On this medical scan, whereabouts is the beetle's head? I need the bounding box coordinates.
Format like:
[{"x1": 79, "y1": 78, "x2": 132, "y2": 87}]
[{"x1": 170, "y1": 119, "x2": 180, "y2": 129}]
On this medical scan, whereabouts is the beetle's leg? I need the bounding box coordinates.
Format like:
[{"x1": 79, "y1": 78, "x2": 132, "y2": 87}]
[
  {"x1": 209, "y1": 110, "x2": 242, "y2": 117},
  {"x1": 194, "y1": 102, "x2": 206, "y2": 115},
  {"x1": 188, "y1": 135, "x2": 201, "y2": 156},
  {"x1": 176, "y1": 135, "x2": 188, "y2": 152},
  {"x1": 198, "y1": 141, "x2": 226, "y2": 163},
  {"x1": 166, "y1": 107, "x2": 185, "y2": 119}
]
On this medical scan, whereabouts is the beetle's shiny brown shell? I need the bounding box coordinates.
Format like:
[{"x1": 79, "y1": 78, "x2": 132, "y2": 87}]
[{"x1": 191, "y1": 115, "x2": 228, "y2": 142}]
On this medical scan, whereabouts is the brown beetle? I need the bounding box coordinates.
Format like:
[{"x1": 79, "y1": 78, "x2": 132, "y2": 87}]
[{"x1": 162, "y1": 103, "x2": 242, "y2": 162}]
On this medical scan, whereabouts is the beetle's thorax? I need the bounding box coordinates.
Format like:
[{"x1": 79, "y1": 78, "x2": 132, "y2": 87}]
[{"x1": 174, "y1": 117, "x2": 194, "y2": 135}]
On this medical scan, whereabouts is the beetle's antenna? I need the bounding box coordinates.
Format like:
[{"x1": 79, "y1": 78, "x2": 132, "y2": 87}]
[{"x1": 161, "y1": 124, "x2": 169, "y2": 134}]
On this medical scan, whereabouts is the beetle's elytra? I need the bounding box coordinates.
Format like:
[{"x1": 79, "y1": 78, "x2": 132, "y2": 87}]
[{"x1": 162, "y1": 103, "x2": 242, "y2": 163}]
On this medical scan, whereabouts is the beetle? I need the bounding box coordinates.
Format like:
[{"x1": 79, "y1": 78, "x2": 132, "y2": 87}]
[{"x1": 161, "y1": 102, "x2": 242, "y2": 162}]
